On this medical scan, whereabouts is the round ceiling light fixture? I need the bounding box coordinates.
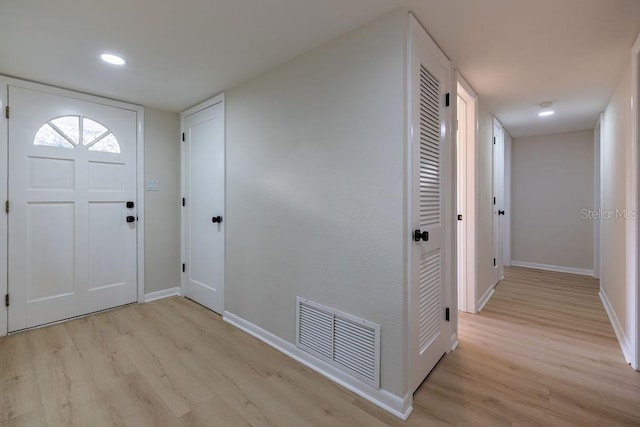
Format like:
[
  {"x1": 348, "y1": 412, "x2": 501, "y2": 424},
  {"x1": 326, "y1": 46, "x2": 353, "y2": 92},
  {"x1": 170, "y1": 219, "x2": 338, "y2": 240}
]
[
  {"x1": 100, "y1": 53, "x2": 126, "y2": 66},
  {"x1": 538, "y1": 101, "x2": 554, "y2": 117}
]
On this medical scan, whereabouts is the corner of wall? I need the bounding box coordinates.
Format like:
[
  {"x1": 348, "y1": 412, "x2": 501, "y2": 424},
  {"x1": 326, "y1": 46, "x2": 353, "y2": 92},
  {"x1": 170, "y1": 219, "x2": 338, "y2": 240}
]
[{"x1": 143, "y1": 107, "x2": 181, "y2": 295}]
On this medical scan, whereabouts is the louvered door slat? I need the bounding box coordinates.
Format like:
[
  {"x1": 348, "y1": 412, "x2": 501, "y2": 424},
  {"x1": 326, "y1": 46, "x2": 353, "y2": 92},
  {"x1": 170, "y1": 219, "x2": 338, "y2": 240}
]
[
  {"x1": 418, "y1": 250, "x2": 442, "y2": 351},
  {"x1": 418, "y1": 64, "x2": 441, "y2": 230}
]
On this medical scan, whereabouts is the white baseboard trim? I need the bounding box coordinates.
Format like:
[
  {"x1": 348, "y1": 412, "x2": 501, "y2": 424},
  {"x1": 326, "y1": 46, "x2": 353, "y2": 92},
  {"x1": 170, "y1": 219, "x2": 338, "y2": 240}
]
[
  {"x1": 475, "y1": 283, "x2": 495, "y2": 313},
  {"x1": 223, "y1": 310, "x2": 412, "y2": 420},
  {"x1": 511, "y1": 260, "x2": 593, "y2": 277},
  {"x1": 144, "y1": 287, "x2": 182, "y2": 303},
  {"x1": 599, "y1": 290, "x2": 632, "y2": 364}
]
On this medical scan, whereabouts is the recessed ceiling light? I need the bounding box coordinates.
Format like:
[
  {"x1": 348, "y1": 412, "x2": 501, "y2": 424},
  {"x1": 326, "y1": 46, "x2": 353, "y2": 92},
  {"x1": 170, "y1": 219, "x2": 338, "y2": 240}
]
[
  {"x1": 538, "y1": 101, "x2": 554, "y2": 117},
  {"x1": 100, "y1": 53, "x2": 126, "y2": 66}
]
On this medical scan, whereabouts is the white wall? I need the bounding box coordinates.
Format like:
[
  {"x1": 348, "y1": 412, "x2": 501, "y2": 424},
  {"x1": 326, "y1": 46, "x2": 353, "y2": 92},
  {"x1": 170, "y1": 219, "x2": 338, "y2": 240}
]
[
  {"x1": 144, "y1": 108, "x2": 181, "y2": 294},
  {"x1": 601, "y1": 62, "x2": 634, "y2": 362},
  {"x1": 511, "y1": 130, "x2": 594, "y2": 272},
  {"x1": 225, "y1": 9, "x2": 408, "y2": 397}
]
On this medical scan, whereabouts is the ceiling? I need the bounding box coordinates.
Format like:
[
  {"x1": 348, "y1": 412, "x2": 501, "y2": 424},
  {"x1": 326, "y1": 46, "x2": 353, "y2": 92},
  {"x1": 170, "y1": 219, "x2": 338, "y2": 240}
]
[
  {"x1": 1, "y1": 0, "x2": 639, "y2": 137},
  {"x1": 403, "y1": 0, "x2": 640, "y2": 137}
]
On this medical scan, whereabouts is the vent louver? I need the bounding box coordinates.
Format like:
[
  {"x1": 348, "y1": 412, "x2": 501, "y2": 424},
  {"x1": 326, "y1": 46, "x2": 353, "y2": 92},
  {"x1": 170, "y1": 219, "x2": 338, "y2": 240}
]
[{"x1": 296, "y1": 297, "x2": 380, "y2": 388}]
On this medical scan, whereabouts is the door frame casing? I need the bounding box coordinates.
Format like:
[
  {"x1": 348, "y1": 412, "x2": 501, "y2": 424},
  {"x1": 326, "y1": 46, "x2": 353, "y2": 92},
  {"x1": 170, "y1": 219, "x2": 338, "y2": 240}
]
[
  {"x1": 405, "y1": 13, "x2": 456, "y2": 399},
  {"x1": 0, "y1": 81, "x2": 7, "y2": 337},
  {"x1": 492, "y1": 118, "x2": 505, "y2": 283},
  {"x1": 631, "y1": 32, "x2": 640, "y2": 371},
  {"x1": 503, "y1": 130, "x2": 512, "y2": 267},
  {"x1": 455, "y1": 73, "x2": 478, "y2": 314},
  {"x1": 180, "y1": 93, "x2": 226, "y2": 311},
  {"x1": 0, "y1": 76, "x2": 145, "y2": 337},
  {"x1": 594, "y1": 113, "x2": 603, "y2": 280}
]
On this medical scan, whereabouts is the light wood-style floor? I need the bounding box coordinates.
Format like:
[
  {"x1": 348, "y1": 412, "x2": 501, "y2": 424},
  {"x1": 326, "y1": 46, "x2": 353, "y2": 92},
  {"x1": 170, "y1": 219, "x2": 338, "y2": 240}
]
[{"x1": 1, "y1": 267, "x2": 639, "y2": 426}]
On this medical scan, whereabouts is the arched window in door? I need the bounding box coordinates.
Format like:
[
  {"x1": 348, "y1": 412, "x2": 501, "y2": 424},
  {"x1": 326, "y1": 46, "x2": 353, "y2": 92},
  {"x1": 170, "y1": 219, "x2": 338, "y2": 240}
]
[{"x1": 33, "y1": 115, "x2": 121, "y2": 153}]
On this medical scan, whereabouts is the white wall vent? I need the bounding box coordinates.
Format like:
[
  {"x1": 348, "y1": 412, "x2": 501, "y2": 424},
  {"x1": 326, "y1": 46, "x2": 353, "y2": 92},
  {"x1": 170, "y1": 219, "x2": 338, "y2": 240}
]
[{"x1": 296, "y1": 296, "x2": 380, "y2": 389}]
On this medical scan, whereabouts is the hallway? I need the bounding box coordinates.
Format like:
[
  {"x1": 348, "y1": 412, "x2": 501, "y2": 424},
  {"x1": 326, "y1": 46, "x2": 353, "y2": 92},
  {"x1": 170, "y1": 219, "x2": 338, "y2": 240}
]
[{"x1": 414, "y1": 267, "x2": 640, "y2": 425}]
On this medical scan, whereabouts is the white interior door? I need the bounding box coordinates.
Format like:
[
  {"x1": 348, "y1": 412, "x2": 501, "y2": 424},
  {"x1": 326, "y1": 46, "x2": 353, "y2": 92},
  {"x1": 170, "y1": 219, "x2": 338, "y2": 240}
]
[
  {"x1": 492, "y1": 119, "x2": 505, "y2": 283},
  {"x1": 8, "y1": 85, "x2": 138, "y2": 331},
  {"x1": 410, "y1": 18, "x2": 451, "y2": 392},
  {"x1": 456, "y1": 95, "x2": 467, "y2": 312},
  {"x1": 182, "y1": 99, "x2": 225, "y2": 314}
]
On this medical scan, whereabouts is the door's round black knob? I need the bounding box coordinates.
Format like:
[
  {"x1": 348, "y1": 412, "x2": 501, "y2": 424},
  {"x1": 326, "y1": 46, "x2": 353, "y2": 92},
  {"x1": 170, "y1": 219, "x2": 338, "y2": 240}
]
[
  {"x1": 126, "y1": 216, "x2": 136, "y2": 223},
  {"x1": 498, "y1": 210, "x2": 505, "y2": 216},
  {"x1": 212, "y1": 216, "x2": 223, "y2": 223}
]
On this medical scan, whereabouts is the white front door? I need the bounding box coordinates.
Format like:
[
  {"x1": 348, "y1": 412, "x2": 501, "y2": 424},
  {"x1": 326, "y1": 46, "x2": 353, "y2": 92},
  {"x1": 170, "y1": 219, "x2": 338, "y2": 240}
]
[
  {"x1": 492, "y1": 119, "x2": 504, "y2": 283},
  {"x1": 182, "y1": 99, "x2": 225, "y2": 314},
  {"x1": 8, "y1": 85, "x2": 138, "y2": 332},
  {"x1": 410, "y1": 18, "x2": 451, "y2": 392}
]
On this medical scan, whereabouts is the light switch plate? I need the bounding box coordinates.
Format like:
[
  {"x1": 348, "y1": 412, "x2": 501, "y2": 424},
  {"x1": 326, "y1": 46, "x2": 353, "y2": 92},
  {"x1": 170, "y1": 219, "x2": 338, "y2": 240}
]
[{"x1": 146, "y1": 179, "x2": 159, "y2": 191}]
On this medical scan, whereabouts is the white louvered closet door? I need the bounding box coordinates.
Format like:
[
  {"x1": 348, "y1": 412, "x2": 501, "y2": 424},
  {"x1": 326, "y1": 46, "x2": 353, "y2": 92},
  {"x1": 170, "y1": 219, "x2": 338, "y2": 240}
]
[{"x1": 410, "y1": 17, "x2": 451, "y2": 392}]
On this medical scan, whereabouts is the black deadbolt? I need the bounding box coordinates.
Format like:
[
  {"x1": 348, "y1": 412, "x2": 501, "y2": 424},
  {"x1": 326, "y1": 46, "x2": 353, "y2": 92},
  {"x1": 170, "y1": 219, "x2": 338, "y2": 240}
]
[
  {"x1": 413, "y1": 229, "x2": 429, "y2": 242},
  {"x1": 126, "y1": 216, "x2": 136, "y2": 223},
  {"x1": 212, "y1": 216, "x2": 223, "y2": 223},
  {"x1": 126, "y1": 201, "x2": 135, "y2": 209}
]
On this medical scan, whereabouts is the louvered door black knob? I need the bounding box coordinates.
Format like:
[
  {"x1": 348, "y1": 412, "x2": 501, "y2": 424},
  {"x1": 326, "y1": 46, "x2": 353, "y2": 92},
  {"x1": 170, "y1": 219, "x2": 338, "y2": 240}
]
[
  {"x1": 126, "y1": 216, "x2": 136, "y2": 223},
  {"x1": 414, "y1": 229, "x2": 429, "y2": 242},
  {"x1": 212, "y1": 216, "x2": 223, "y2": 223},
  {"x1": 498, "y1": 210, "x2": 505, "y2": 216}
]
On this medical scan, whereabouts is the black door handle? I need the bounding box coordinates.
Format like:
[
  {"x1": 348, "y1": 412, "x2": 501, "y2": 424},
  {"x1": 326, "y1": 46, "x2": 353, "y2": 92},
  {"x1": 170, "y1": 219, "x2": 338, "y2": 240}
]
[
  {"x1": 498, "y1": 210, "x2": 505, "y2": 215},
  {"x1": 414, "y1": 229, "x2": 429, "y2": 242},
  {"x1": 126, "y1": 216, "x2": 136, "y2": 223},
  {"x1": 212, "y1": 216, "x2": 223, "y2": 223}
]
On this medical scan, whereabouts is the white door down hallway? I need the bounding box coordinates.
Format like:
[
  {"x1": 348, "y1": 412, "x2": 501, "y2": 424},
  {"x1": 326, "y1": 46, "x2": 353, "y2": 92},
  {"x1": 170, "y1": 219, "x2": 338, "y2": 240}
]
[{"x1": 1, "y1": 267, "x2": 638, "y2": 426}]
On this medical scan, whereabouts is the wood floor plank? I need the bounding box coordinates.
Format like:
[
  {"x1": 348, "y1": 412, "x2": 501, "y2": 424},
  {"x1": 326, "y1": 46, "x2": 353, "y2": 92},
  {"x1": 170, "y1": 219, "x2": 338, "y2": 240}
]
[
  {"x1": 115, "y1": 332, "x2": 215, "y2": 418},
  {"x1": 259, "y1": 366, "x2": 390, "y2": 427},
  {"x1": 64, "y1": 314, "x2": 137, "y2": 387},
  {"x1": 0, "y1": 333, "x2": 45, "y2": 425},
  {"x1": 1, "y1": 266, "x2": 639, "y2": 426},
  {"x1": 32, "y1": 344, "x2": 113, "y2": 426},
  {"x1": 99, "y1": 372, "x2": 183, "y2": 427},
  {"x1": 180, "y1": 394, "x2": 251, "y2": 427}
]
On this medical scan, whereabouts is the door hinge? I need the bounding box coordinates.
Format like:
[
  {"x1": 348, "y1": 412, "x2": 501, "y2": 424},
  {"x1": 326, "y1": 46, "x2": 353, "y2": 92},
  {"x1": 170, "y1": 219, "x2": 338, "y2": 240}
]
[
  {"x1": 5, "y1": 294, "x2": 8, "y2": 307},
  {"x1": 182, "y1": 132, "x2": 185, "y2": 142},
  {"x1": 445, "y1": 307, "x2": 450, "y2": 321},
  {"x1": 182, "y1": 197, "x2": 185, "y2": 207},
  {"x1": 493, "y1": 136, "x2": 496, "y2": 144},
  {"x1": 457, "y1": 214, "x2": 463, "y2": 221},
  {"x1": 4, "y1": 106, "x2": 9, "y2": 119},
  {"x1": 493, "y1": 258, "x2": 496, "y2": 266},
  {"x1": 5, "y1": 200, "x2": 8, "y2": 214},
  {"x1": 445, "y1": 93, "x2": 450, "y2": 107},
  {"x1": 182, "y1": 263, "x2": 186, "y2": 273},
  {"x1": 493, "y1": 197, "x2": 496, "y2": 205}
]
